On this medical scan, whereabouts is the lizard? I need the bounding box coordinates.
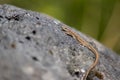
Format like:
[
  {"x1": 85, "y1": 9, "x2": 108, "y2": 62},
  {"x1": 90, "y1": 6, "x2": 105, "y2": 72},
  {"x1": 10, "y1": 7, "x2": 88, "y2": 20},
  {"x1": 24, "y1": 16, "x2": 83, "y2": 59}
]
[{"x1": 62, "y1": 26, "x2": 99, "y2": 80}]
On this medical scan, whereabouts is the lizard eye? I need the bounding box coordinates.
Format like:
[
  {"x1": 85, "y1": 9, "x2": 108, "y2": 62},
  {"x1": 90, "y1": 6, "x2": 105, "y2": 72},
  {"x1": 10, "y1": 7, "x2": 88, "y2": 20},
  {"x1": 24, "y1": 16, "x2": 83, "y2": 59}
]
[
  {"x1": 63, "y1": 27, "x2": 67, "y2": 29},
  {"x1": 62, "y1": 26, "x2": 67, "y2": 31}
]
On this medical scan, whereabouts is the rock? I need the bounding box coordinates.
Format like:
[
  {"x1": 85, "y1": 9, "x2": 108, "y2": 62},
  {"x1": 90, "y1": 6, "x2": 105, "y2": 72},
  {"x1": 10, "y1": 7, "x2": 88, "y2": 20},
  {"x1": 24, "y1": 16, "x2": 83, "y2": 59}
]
[{"x1": 0, "y1": 4, "x2": 120, "y2": 80}]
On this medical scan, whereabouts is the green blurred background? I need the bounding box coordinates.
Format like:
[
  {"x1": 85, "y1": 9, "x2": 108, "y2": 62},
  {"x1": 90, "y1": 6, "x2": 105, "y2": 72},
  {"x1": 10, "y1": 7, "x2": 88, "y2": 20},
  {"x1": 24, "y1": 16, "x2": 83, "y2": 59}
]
[{"x1": 0, "y1": 0, "x2": 120, "y2": 54}]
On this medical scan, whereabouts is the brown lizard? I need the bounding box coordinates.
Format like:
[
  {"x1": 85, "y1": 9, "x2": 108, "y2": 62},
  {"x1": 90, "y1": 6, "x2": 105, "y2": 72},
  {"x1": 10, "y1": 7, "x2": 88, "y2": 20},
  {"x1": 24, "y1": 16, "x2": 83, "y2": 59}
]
[{"x1": 62, "y1": 26, "x2": 99, "y2": 80}]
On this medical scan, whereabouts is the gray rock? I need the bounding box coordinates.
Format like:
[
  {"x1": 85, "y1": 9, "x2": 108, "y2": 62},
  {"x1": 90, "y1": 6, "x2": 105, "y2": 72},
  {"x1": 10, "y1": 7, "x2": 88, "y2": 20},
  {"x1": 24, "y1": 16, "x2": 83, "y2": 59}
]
[{"x1": 0, "y1": 4, "x2": 119, "y2": 80}]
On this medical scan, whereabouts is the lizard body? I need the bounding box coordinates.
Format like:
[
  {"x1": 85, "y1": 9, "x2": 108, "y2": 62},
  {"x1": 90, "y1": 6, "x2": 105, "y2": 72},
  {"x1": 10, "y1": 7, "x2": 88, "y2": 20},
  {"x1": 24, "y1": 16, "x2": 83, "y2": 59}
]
[{"x1": 62, "y1": 26, "x2": 99, "y2": 80}]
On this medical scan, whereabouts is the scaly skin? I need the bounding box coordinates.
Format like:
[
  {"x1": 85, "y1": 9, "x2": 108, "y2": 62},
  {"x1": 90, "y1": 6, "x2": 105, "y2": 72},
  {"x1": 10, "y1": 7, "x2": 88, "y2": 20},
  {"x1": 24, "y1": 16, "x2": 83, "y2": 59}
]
[{"x1": 62, "y1": 26, "x2": 99, "y2": 80}]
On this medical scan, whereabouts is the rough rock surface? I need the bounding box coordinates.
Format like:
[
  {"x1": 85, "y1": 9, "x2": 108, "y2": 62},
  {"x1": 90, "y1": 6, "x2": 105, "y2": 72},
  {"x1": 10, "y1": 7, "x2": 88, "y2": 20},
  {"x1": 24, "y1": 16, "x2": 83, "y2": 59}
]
[{"x1": 0, "y1": 4, "x2": 120, "y2": 80}]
